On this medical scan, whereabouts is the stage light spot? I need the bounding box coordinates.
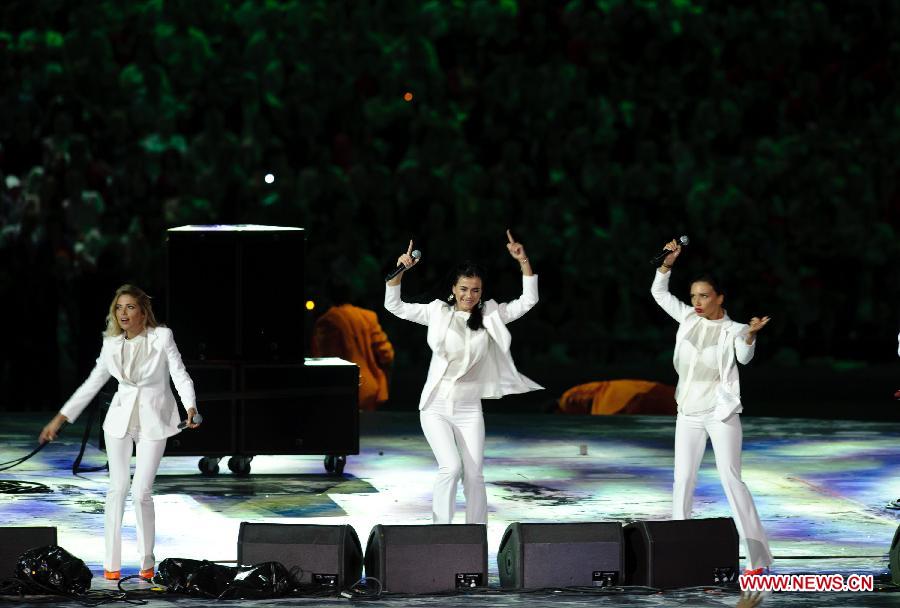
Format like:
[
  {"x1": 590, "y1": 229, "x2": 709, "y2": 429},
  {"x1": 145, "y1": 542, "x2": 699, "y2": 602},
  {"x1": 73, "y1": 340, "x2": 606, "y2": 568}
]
[
  {"x1": 403, "y1": 92, "x2": 414, "y2": 102},
  {"x1": 305, "y1": 300, "x2": 315, "y2": 311},
  {"x1": 264, "y1": 173, "x2": 275, "y2": 184}
]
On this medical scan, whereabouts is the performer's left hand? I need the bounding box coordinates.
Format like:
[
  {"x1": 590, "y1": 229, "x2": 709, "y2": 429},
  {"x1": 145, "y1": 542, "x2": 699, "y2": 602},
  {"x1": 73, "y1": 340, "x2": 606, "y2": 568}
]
[
  {"x1": 185, "y1": 407, "x2": 201, "y2": 429},
  {"x1": 745, "y1": 316, "x2": 770, "y2": 344},
  {"x1": 506, "y1": 229, "x2": 527, "y2": 261}
]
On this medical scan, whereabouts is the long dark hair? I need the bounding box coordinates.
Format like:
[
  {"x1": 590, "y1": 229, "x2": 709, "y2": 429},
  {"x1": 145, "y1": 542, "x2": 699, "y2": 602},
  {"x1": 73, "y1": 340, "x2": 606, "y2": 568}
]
[
  {"x1": 691, "y1": 273, "x2": 725, "y2": 297},
  {"x1": 446, "y1": 262, "x2": 485, "y2": 331}
]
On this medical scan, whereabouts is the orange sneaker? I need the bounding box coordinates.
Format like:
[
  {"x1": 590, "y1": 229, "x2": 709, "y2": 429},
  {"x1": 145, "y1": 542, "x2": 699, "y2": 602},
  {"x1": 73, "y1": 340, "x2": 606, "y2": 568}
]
[
  {"x1": 743, "y1": 567, "x2": 767, "y2": 576},
  {"x1": 139, "y1": 568, "x2": 154, "y2": 580},
  {"x1": 104, "y1": 570, "x2": 121, "y2": 580}
]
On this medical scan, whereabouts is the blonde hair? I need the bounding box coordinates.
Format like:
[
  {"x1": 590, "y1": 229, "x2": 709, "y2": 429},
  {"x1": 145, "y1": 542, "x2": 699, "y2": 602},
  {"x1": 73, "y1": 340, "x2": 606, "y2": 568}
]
[{"x1": 104, "y1": 284, "x2": 160, "y2": 337}]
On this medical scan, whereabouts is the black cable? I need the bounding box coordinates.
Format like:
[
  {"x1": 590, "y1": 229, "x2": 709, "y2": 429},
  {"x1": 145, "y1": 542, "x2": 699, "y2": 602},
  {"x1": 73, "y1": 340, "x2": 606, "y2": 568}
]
[
  {"x1": 72, "y1": 396, "x2": 108, "y2": 475},
  {"x1": 4, "y1": 570, "x2": 134, "y2": 607},
  {"x1": 0, "y1": 443, "x2": 47, "y2": 472},
  {"x1": 0, "y1": 395, "x2": 108, "y2": 475},
  {"x1": 341, "y1": 576, "x2": 382, "y2": 600}
]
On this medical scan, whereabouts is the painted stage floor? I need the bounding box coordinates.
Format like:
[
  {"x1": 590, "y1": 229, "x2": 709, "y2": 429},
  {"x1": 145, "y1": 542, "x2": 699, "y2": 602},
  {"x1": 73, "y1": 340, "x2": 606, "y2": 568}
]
[{"x1": 0, "y1": 411, "x2": 898, "y2": 607}]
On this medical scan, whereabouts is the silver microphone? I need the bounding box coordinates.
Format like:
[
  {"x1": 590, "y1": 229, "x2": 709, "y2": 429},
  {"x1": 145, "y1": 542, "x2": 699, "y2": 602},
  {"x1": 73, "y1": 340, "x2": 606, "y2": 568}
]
[
  {"x1": 651, "y1": 235, "x2": 689, "y2": 265},
  {"x1": 178, "y1": 413, "x2": 203, "y2": 430},
  {"x1": 385, "y1": 249, "x2": 422, "y2": 281}
]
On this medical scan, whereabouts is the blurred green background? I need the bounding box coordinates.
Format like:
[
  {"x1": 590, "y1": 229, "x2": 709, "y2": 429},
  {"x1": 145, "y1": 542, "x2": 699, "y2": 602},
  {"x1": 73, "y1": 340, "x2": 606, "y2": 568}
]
[{"x1": 1, "y1": 1, "x2": 897, "y2": 417}]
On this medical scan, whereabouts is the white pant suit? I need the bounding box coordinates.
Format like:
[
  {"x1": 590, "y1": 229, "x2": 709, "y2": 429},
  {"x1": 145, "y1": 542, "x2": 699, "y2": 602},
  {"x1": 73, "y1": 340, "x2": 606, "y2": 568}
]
[
  {"x1": 385, "y1": 275, "x2": 542, "y2": 524},
  {"x1": 651, "y1": 270, "x2": 773, "y2": 570},
  {"x1": 420, "y1": 386, "x2": 487, "y2": 523},
  {"x1": 104, "y1": 421, "x2": 167, "y2": 571},
  {"x1": 59, "y1": 326, "x2": 196, "y2": 572}
]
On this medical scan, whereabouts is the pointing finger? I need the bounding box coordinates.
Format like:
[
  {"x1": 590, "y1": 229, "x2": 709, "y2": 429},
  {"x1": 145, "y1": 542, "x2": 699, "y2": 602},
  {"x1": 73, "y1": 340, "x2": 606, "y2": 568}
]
[
  {"x1": 407, "y1": 240, "x2": 413, "y2": 255},
  {"x1": 507, "y1": 229, "x2": 515, "y2": 244}
]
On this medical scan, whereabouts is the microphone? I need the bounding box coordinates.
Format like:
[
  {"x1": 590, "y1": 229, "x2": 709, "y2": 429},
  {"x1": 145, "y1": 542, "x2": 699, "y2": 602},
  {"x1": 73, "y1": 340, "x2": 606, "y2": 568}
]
[
  {"x1": 178, "y1": 413, "x2": 203, "y2": 430},
  {"x1": 650, "y1": 235, "x2": 690, "y2": 265},
  {"x1": 385, "y1": 250, "x2": 422, "y2": 282}
]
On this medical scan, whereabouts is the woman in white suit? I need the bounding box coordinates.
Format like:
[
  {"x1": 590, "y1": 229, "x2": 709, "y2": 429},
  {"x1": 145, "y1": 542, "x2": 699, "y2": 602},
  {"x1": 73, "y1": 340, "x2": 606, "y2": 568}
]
[
  {"x1": 384, "y1": 231, "x2": 541, "y2": 524},
  {"x1": 40, "y1": 284, "x2": 199, "y2": 580},
  {"x1": 650, "y1": 240, "x2": 772, "y2": 574}
]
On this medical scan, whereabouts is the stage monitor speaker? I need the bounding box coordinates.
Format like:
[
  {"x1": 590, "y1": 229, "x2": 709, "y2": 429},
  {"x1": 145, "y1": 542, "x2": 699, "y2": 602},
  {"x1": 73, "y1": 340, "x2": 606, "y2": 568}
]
[
  {"x1": 364, "y1": 524, "x2": 487, "y2": 594},
  {"x1": 237, "y1": 523, "x2": 362, "y2": 590},
  {"x1": 624, "y1": 518, "x2": 739, "y2": 589},
  {"x1": 167, "y1": 225, "x2": 305, "y2": 361},
  {"x1": 890, "y1": 523, "x2": 900, "y2": 585},
  {"x1": 0, "y1": 527, "x2": 57, "y2": 577},
  {"x1": 498, "y1": 522, "x2": 623, "y2": 589}
]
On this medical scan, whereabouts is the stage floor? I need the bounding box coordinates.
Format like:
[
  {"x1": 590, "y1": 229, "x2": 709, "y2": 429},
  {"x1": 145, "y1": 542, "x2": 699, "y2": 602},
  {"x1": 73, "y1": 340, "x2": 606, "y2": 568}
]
[{"x1": 0, "y1": 411, "x2": 898, "y2": 607}]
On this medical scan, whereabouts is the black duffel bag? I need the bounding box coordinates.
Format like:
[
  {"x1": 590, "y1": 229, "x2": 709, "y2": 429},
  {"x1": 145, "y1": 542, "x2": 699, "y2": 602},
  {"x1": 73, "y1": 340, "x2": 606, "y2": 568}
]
[
  {"x1": 155, "y1": 557, "x2": 295, "y2": 599},
  {"x1": 15, "y1": 545, "x2": 92, "y2": 595}
]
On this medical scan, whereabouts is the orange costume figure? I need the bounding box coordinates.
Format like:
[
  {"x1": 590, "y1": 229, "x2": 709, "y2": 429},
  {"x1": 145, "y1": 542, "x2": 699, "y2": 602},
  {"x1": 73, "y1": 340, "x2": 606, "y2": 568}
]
[
  {"x1": 558, "y1": 379, "x2": 676, "y2": 416},
  {"x1": 311, "y1": 304, "x2": 394, "y2": 410}
]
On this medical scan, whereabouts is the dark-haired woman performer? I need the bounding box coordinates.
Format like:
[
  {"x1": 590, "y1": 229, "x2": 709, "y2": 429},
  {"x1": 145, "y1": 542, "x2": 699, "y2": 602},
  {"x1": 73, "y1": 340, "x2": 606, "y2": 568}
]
[
  {"x1": 40, "y1": 285, "x2": 199, "y2": 580},
  {"x1": 385, "y1": 231, "x2": 541, "y2": 524},
  {"x1": 651, "y1": 240, "x2": 773, "y2": 573}
]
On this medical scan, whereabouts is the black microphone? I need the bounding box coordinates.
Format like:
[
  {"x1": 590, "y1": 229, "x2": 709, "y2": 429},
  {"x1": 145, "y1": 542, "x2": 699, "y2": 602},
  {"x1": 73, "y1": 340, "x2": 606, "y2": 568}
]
[
  {"x1": 650, "y1": 235, "x2": 690, "y2": 265},
  {"x1": 385, "y1": 250, "x2": 422, "y2": 282},
  {"x1": 178, "y1": 413, "x2": 203, "y2": 430}
]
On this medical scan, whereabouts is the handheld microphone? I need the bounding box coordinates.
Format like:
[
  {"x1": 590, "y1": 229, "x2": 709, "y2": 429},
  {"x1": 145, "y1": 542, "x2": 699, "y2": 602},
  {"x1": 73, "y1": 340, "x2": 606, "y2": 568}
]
[
  {"x1": 178, "y1": 413, "x2": 203, "y2": 430},
  {"x1": 651, "y1": 235, "x2": 689, "y2": 265},
  {"x1": 385, "y1": 250, "x2": 422, "y2": 282}
]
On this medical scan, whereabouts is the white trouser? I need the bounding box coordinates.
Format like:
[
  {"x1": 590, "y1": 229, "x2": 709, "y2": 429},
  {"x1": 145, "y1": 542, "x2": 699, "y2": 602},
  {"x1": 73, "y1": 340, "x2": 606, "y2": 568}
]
[
  {"x1": 104, "y1": 428, "x2": 167, "y2": 572},
  {"x1": 419, "y1": 396, "x2": 486, "y2": 524},
  {"x1": 673, "y1": 411, "x2": 773, "y2": 570}
]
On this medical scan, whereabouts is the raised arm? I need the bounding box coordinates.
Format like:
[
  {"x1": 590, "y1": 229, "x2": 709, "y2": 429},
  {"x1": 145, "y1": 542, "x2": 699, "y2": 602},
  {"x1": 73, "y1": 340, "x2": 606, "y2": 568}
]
[
  {"x1": 735, "y1": 316, "x2": 770, "y2": 364},
  {"x1": 734, "y1": 326, "x2": 757, "y2": 364},
  {"x1": 498, "y1": 229, "x2": 538, "y2": 323},
  {"x1": 384, "y1": 239, "x2": 430, "y2": 325},
  {"x1": 650, "y1": 239, "x2": 691, "y2": 322}
]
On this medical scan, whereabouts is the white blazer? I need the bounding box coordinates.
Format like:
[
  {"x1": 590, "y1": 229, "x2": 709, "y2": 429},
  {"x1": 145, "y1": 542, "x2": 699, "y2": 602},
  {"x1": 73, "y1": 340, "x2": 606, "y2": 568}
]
[
  {"x1": 651, "y1": 270, "x2": 755, "y2": 421},
  {"x1": 60, "y1": 326, "x2": 197, "y2": 440},
  {"x1": 385, "y1": 274, "x2": 543, "y2": 409}
]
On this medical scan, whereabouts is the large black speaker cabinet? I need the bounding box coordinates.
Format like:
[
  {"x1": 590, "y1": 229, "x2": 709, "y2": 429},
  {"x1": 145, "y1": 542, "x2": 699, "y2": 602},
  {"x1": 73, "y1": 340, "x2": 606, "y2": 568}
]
[
  {"x1": 165, "y1": 362, "x2": 237, "y2": 456},
  {"x1": 238, "y1": 523, "x2": 362, "y2": 589},
  {"x1": 498, "y1": 522, "x2": 624, "y2": 589},
  {"x1": 239, "y1": 361, "x2": 359, "y2": 454},
  {"x1": 167, "y1": 225, "x2": 305, "y2": 361},
  {"x1": 163, "y1": 358, "x2": 359, "y2": 458},
  {"x1": 624, "y1": 518, "x2": 739, "y2": 588},
  {"x1": 364, "y1": 525, "x2": 487, "y2": 594},
  {"x1": 0, "y1": 527, "x2": 57, "y2": 577}
]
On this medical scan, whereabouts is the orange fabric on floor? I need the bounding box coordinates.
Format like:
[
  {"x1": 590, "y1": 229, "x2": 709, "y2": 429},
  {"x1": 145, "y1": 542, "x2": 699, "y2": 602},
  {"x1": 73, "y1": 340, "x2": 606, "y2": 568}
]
[
  {"x1": 311, "y1": 304, "x2": 394, "y2": 410},
  {"x1": 558, "y1": 380, "x2": 676, "y2": 416}
]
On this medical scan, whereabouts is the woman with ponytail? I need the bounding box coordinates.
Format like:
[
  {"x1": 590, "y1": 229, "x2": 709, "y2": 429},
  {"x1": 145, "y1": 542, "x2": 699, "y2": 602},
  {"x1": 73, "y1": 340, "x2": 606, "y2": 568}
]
[{"x1": 384, "y1": 230, "x2": 541, "y2": 524}]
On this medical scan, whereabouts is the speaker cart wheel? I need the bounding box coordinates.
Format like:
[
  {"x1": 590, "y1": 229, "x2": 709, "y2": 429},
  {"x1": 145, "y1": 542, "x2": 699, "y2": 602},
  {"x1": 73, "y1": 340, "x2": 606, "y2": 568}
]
[
  {"x1": 198, "y1": 457, "x2": 220, "y2": 476},
  {"x1": 333, "y1": 455, "x2": 347, "y2": 475},
  {"x1": 324, "y1": 455, "x2": 336, "y2": 473},
  {"x1": 228, "y1": 456, "x2": 252, "y2": 476}
]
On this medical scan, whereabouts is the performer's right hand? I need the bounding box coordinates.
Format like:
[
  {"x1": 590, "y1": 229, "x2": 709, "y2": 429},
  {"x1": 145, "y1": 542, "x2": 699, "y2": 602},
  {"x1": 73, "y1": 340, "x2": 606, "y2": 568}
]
[
  {"x1": 662, "y1": 239, "x2": 682, "y2": 268},
  {"x1": 39, "y1": 414, "x2": 67, "y2": 444},
  {"x1": 395, "y1": 240, "x2": 419, "y2": 273}
]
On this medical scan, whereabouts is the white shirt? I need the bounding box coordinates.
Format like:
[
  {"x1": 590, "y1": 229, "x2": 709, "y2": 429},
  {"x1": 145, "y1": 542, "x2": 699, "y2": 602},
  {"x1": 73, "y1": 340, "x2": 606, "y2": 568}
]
[
  {"x1": 436, "y1": 310, "x2": 490, "y2": 405},
  {"x1": 675, "y1": 317, "x2": 724, "y2": 415},
  {"x1": 121, "y1": 333, "x2": 148, "y2": 432}
]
